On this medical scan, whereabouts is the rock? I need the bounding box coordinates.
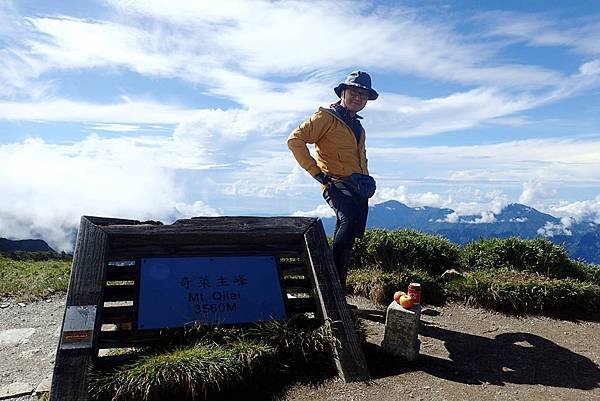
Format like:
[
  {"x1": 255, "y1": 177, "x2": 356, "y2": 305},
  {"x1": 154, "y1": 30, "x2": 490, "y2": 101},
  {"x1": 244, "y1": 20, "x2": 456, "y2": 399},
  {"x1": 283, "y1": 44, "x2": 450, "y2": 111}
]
[
  {"x1": 440, "y1": 269, "x2": 464, "y2": 281},
  {"x1": 381, "y1": 302, "x2": 421, "y2": 361},
  {"x1": 19, "y1": 348, "x2": 40, "y2": 358},
  {"x1": 0, "y1": 382, "x2": 33, "y2": 399},
  {"x1": 0, "y1": 328, "x2": 36, "y2": 345},
  {"x1": 35, "y1": 375, "x2": 52, "y2": 394},
  {"x1": 0, "y1": 303, "x2": 9, "y2": 309},
  {"x1": 17, "y1": 303, "x2": 26, "y2": 307}
]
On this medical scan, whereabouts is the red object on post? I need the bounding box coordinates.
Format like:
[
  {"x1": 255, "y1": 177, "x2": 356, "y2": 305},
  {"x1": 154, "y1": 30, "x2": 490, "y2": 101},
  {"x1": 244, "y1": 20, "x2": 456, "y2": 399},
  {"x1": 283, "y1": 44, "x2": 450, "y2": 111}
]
[{"x1": 408, "y1": 283, "x2": 421, "y2": 305}]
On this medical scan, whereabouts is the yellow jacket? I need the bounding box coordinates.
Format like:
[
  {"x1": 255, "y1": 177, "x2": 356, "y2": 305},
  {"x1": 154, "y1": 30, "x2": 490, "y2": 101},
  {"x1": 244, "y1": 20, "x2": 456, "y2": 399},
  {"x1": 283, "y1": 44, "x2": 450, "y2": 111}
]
[{"x1": 287, "y1": 107, "x2": 369, "y2": 179}]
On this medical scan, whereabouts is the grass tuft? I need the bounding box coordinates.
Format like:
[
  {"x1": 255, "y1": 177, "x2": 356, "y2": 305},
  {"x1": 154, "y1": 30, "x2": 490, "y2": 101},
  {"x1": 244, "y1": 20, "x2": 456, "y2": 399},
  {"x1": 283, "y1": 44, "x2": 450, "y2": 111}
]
[
  {"x1": 89, "y1": 318, "x2": 336, "y2": 401},
  {"x1": 445, "y1": 269, "x2": 600, "y2": 318}
]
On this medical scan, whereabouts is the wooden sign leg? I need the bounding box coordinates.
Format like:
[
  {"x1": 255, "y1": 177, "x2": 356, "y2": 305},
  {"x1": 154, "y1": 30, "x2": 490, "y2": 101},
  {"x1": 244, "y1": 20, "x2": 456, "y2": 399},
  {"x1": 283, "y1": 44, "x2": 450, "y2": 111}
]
[
  {"x1": 303, "y1": 220, "x2": 370, "y2": 382},
  {"x1": 50, "y1": 217, "x2": 109, "y2": 401}
]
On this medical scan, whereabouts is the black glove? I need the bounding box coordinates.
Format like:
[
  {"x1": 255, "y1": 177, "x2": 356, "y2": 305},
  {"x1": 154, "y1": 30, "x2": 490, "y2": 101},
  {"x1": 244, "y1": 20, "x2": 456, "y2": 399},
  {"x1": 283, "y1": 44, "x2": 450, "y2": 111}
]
[{"x1": 314, "y1": 171, "x2": 332, "y2": 185}]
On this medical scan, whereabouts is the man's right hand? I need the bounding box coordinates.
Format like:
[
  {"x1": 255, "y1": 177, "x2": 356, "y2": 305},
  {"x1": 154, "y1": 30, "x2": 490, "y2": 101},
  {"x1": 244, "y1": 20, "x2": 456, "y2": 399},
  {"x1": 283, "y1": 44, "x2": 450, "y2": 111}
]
[{"x1": 314, "y1": 171, "x2": 332, "y2": 185}]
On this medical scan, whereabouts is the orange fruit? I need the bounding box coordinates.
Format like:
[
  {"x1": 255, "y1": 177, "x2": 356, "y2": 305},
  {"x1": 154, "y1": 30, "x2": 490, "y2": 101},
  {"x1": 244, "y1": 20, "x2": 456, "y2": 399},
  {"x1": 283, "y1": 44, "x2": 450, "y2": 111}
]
[
  {"x1": 399, "y1": 294, "x2": 415, "y2": 309},
  {"x1": 393, "y1": 291, "x2": 406, "y2": 303}
]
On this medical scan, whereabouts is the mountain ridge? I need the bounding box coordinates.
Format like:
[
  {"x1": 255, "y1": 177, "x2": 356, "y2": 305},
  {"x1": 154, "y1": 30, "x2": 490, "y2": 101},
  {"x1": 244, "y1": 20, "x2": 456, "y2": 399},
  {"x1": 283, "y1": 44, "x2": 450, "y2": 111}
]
[
  {"x1": 0, "y1": 237, "x2": 55, "y2": 253},
  {"x1": 322, "y1": 200, "x2": 600, "y2": 264}
]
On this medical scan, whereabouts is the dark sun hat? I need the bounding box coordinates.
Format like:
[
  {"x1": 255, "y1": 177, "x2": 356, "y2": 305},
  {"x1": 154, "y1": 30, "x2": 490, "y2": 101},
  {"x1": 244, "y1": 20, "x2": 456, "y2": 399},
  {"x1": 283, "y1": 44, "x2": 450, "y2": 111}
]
[{"x1": 334, "y1": 70, "x2": 379, "y2": 100}]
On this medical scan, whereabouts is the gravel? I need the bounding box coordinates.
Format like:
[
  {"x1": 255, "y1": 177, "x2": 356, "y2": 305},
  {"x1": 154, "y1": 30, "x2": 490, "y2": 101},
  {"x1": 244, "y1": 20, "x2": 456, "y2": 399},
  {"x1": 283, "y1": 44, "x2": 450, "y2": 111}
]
[{"x1": 0, "y1": 295, "x2": 63, "y2": 401}]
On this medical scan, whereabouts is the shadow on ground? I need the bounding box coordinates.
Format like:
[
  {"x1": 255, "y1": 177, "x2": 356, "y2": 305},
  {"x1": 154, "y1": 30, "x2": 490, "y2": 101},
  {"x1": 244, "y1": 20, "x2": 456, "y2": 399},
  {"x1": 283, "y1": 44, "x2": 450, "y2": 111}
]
[{"x1": 362, "y1": 319, "x2": 600, "y2": 390}]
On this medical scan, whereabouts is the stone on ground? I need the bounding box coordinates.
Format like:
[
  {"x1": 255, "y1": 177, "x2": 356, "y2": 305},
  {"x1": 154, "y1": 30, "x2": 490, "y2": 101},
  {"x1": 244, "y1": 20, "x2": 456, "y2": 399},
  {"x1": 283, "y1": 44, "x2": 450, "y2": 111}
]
[{"x1": 0, "y1": 382, "x2": 33, "y2": 399}]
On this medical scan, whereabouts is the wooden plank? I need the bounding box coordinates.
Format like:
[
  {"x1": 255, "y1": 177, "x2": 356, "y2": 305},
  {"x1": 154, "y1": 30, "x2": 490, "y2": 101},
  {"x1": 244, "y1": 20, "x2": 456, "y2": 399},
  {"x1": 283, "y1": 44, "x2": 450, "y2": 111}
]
[
  {"x1": 279, "y1": 260, "x2": 307, "y2": 276},
  {"x1": 103, "y1": 216, "x2": 315, "y2": 236},
  {"x1": 174, "y1": 216, "x2": 316, "y2": 234},
  {"x1": 105, "y1": 265, "x2": 138, "y2": 282},
  {"x1": 50, "y1": 216, "x2": 109, "y2": 401},
  {"x1": 103, "y1": 284, "x2": 136, "y2": 302},
  {"x1": 97, "y1": 329, "x2": 163, "y2": 349},
  {"x1": 286, "y1": 297, "x2": 318, "y2": 313},
  {"x1": 281, "y1": 278, "x2": 312, "y2": 292},
  {"x1": 302, "y1": 220, "x2": 370, "y2": 382},
  {"x1": 101, "y1": 306, "x2": 135, "y2": 324},
  {"x1": 85, "y1": 216, "x2": 164, "y2": 228},
  {"x1": 103, "y1": 217, "x2": 313, "y2": 258}
]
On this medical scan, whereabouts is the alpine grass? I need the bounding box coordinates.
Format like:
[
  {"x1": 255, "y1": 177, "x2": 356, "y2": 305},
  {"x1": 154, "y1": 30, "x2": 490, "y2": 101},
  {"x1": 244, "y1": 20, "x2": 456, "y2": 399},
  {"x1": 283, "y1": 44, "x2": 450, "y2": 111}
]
[
  {"x1": 88, "y1": 317, "x2": 336, "y2": 401},
  {"x1": 0, "y1": 256, "x2": 70, "y2": 300}
]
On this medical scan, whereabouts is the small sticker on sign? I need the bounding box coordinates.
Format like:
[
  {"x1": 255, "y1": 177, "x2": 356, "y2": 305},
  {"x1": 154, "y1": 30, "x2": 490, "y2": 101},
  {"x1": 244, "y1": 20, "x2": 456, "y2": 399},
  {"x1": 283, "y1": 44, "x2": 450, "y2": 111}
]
[{"x1": 60, "y1": 305, "x2": 96, "y2": 350}]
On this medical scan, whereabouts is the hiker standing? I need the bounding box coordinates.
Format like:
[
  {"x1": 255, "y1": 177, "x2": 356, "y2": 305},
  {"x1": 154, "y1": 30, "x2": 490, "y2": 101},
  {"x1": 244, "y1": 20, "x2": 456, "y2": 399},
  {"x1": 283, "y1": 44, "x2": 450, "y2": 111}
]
[{"x1": 287, "y1": 71, "x2": 378, "y2": 290}]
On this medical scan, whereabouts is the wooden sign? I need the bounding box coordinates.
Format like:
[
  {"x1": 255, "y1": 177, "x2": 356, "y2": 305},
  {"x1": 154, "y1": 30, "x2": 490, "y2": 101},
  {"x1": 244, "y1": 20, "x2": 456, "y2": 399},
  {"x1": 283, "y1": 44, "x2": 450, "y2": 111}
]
[{"x1": 49, "y1": 216, "x2": 370, "y2": 401}]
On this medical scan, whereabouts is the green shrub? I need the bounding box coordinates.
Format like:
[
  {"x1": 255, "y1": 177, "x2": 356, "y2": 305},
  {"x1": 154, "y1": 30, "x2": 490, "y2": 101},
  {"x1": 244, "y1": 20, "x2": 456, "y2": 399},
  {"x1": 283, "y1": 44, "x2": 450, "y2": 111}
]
[
  {"x1": 445, "y1": 269, "x2": 600, "y2": 318},
  {"x1": 351, "y1": 228, "x2": 460, "y2": 276},
  {"x1": 461, "y1": 237, "x2": 585, "y2": 280},
  {"x1": 347, "y1": 268, "x2": 444, "y2": 305},
  {"x1": 576, "y1": 261, "x2": 600, "y2": 286}
]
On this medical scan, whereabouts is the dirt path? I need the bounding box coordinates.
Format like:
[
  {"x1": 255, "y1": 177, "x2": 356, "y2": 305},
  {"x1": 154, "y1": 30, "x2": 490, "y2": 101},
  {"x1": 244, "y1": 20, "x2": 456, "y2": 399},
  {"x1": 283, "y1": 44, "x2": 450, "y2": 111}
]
[{"x1": 1, "y1": 295, "x2": 599, "y2": 401}]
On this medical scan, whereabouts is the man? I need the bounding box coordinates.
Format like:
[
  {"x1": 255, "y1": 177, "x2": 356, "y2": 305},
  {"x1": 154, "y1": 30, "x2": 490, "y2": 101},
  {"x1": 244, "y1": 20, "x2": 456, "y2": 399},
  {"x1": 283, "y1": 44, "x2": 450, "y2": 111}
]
[{"x1": 287, "y1": 70, "x2": 378, "y2": 291}]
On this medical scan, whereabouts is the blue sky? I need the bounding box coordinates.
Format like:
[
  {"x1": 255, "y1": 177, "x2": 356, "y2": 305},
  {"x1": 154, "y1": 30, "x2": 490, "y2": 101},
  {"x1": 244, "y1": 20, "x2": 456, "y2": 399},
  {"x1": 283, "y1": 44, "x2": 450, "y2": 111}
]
[{"x1": 1, "y1": 0, "x2": 600, "y2": 250}]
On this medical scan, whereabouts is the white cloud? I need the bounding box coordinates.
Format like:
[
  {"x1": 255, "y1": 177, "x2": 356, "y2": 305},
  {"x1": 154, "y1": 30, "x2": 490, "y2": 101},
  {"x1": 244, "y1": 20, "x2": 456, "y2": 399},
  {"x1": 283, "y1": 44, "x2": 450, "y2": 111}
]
[
  {"x1": 549, "y1": 197, "x2": 600, "y2": 223},
  {"x1": 370, "y1": 137, "x2": 600, "y2": 184},
  {"x1": 173, "y1": 201, "x2": 220, "y2": 218},
  {"x1": 292, "y1": 204, "x2": 335, "y2": 219},
  {"x1": 0, "y1": 98, "x2": 196, "y2": 123},
  {"x1": 519, "y1": 180, "x2": 558, "y2": 205},
  {"x1": 0, "y1": 136, "x2": 223, "y2": 251},
  {"x1": 370, "y1": 185, "x2": 445, "y2": 208},
  {"x1": 472, "y1": 211, "x2": 497, "y2": 224},
  {"x1": 478, "y1": 11, "x2": 600, "y2": 57},
  {"x1": 88, "y1": 123, "x2": 142, "y2": 132},
  {"x1": 368, "y1": 184, "x2": 510, "y2": 219},
  {"x1": 2, "y1": 3, "x2": 600, "y2": 140},
  {"x1": 537, "y1": 221, "x2": 573, "y2": 238}
]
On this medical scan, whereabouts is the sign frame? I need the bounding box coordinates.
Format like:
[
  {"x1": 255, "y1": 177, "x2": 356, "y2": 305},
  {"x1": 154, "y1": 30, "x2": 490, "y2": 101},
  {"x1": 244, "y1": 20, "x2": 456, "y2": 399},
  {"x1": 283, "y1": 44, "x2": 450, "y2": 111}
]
[{"x1": 50, "y1": 216, "x2": 370, "y2": 401}]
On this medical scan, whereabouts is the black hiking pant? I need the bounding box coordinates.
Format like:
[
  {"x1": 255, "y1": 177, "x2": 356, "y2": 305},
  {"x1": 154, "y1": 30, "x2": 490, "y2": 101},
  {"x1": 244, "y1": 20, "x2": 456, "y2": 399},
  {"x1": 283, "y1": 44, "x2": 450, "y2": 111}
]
[{"x1": 323, "y1": 182, "x2": 368, "y2": 287}]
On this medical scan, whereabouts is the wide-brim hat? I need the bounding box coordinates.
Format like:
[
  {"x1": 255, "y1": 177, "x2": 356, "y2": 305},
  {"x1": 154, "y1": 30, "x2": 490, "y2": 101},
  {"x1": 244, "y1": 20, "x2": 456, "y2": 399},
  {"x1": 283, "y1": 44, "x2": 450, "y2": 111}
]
[{"x1": 334, "y1": 70, "x2": 379, "y2": 100}]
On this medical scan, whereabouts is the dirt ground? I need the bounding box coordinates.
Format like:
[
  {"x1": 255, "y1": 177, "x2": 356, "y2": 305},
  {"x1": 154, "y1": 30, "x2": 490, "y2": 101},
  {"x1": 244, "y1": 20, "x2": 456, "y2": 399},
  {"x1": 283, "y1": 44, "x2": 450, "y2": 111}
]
[
  {"x1": 285, "y1": 295, "x2": 600, "y2": 401},
  {"x1": 1, "y1": 295, "x2": 599, "y2": 401}
]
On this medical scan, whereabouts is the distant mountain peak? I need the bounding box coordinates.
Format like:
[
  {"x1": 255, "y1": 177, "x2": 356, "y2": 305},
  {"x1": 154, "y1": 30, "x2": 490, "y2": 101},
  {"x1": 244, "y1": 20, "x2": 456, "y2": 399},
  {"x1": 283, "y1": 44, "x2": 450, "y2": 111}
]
[
  {"x1": 497, "y1": 203, "x2": 558, "y2": 223},
  {"x1": 378, "y1": 200, "x2": 410, "y2": 210}
]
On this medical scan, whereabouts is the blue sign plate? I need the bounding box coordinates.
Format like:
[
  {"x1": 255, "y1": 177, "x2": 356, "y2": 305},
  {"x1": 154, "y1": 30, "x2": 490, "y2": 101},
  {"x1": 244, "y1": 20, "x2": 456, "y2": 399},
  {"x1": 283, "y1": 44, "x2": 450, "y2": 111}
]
[{"x1": 138, "y1": 256, "x2": 287, "y2": 329}]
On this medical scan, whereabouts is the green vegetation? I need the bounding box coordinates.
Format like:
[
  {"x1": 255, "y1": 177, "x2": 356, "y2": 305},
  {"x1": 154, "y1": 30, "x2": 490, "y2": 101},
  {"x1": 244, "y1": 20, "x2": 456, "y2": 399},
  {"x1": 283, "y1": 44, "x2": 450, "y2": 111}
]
[
  {"x1": 0, "y1": 250, "x2": 72, "y2": 261},
  {"x1": 445, "y1": 269, "x2": 600, "y2": 317},
  {"x1": 351, "y1": 228, "x2": 460, "y2": 275},
  {"x1": 461, "y1": 237, "x2": 585, "y2": 280},
  {"x1": 89, "y1": 318, "x2": 335, "y2": 401},
  {"x1": 0, "y1": 255, "x2": 71, "y2": 300},
  {"x1": 346, "y1": 229, "x2": 600, "y2": 320}
]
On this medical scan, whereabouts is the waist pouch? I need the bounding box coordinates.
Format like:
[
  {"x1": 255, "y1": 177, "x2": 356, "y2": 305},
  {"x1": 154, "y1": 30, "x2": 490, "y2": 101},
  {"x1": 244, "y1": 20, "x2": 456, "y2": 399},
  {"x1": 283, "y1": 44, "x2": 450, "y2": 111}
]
[{"x1": 333, "y1": 173, "x2": 376, "y2": 199}]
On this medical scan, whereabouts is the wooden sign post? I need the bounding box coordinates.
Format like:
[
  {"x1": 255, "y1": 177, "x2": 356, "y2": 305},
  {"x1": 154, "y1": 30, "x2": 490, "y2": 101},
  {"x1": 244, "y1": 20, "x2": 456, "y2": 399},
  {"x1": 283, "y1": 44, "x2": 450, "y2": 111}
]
[{"x1": 50, "y1": 216, "x2": 370, "y2": 401}]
